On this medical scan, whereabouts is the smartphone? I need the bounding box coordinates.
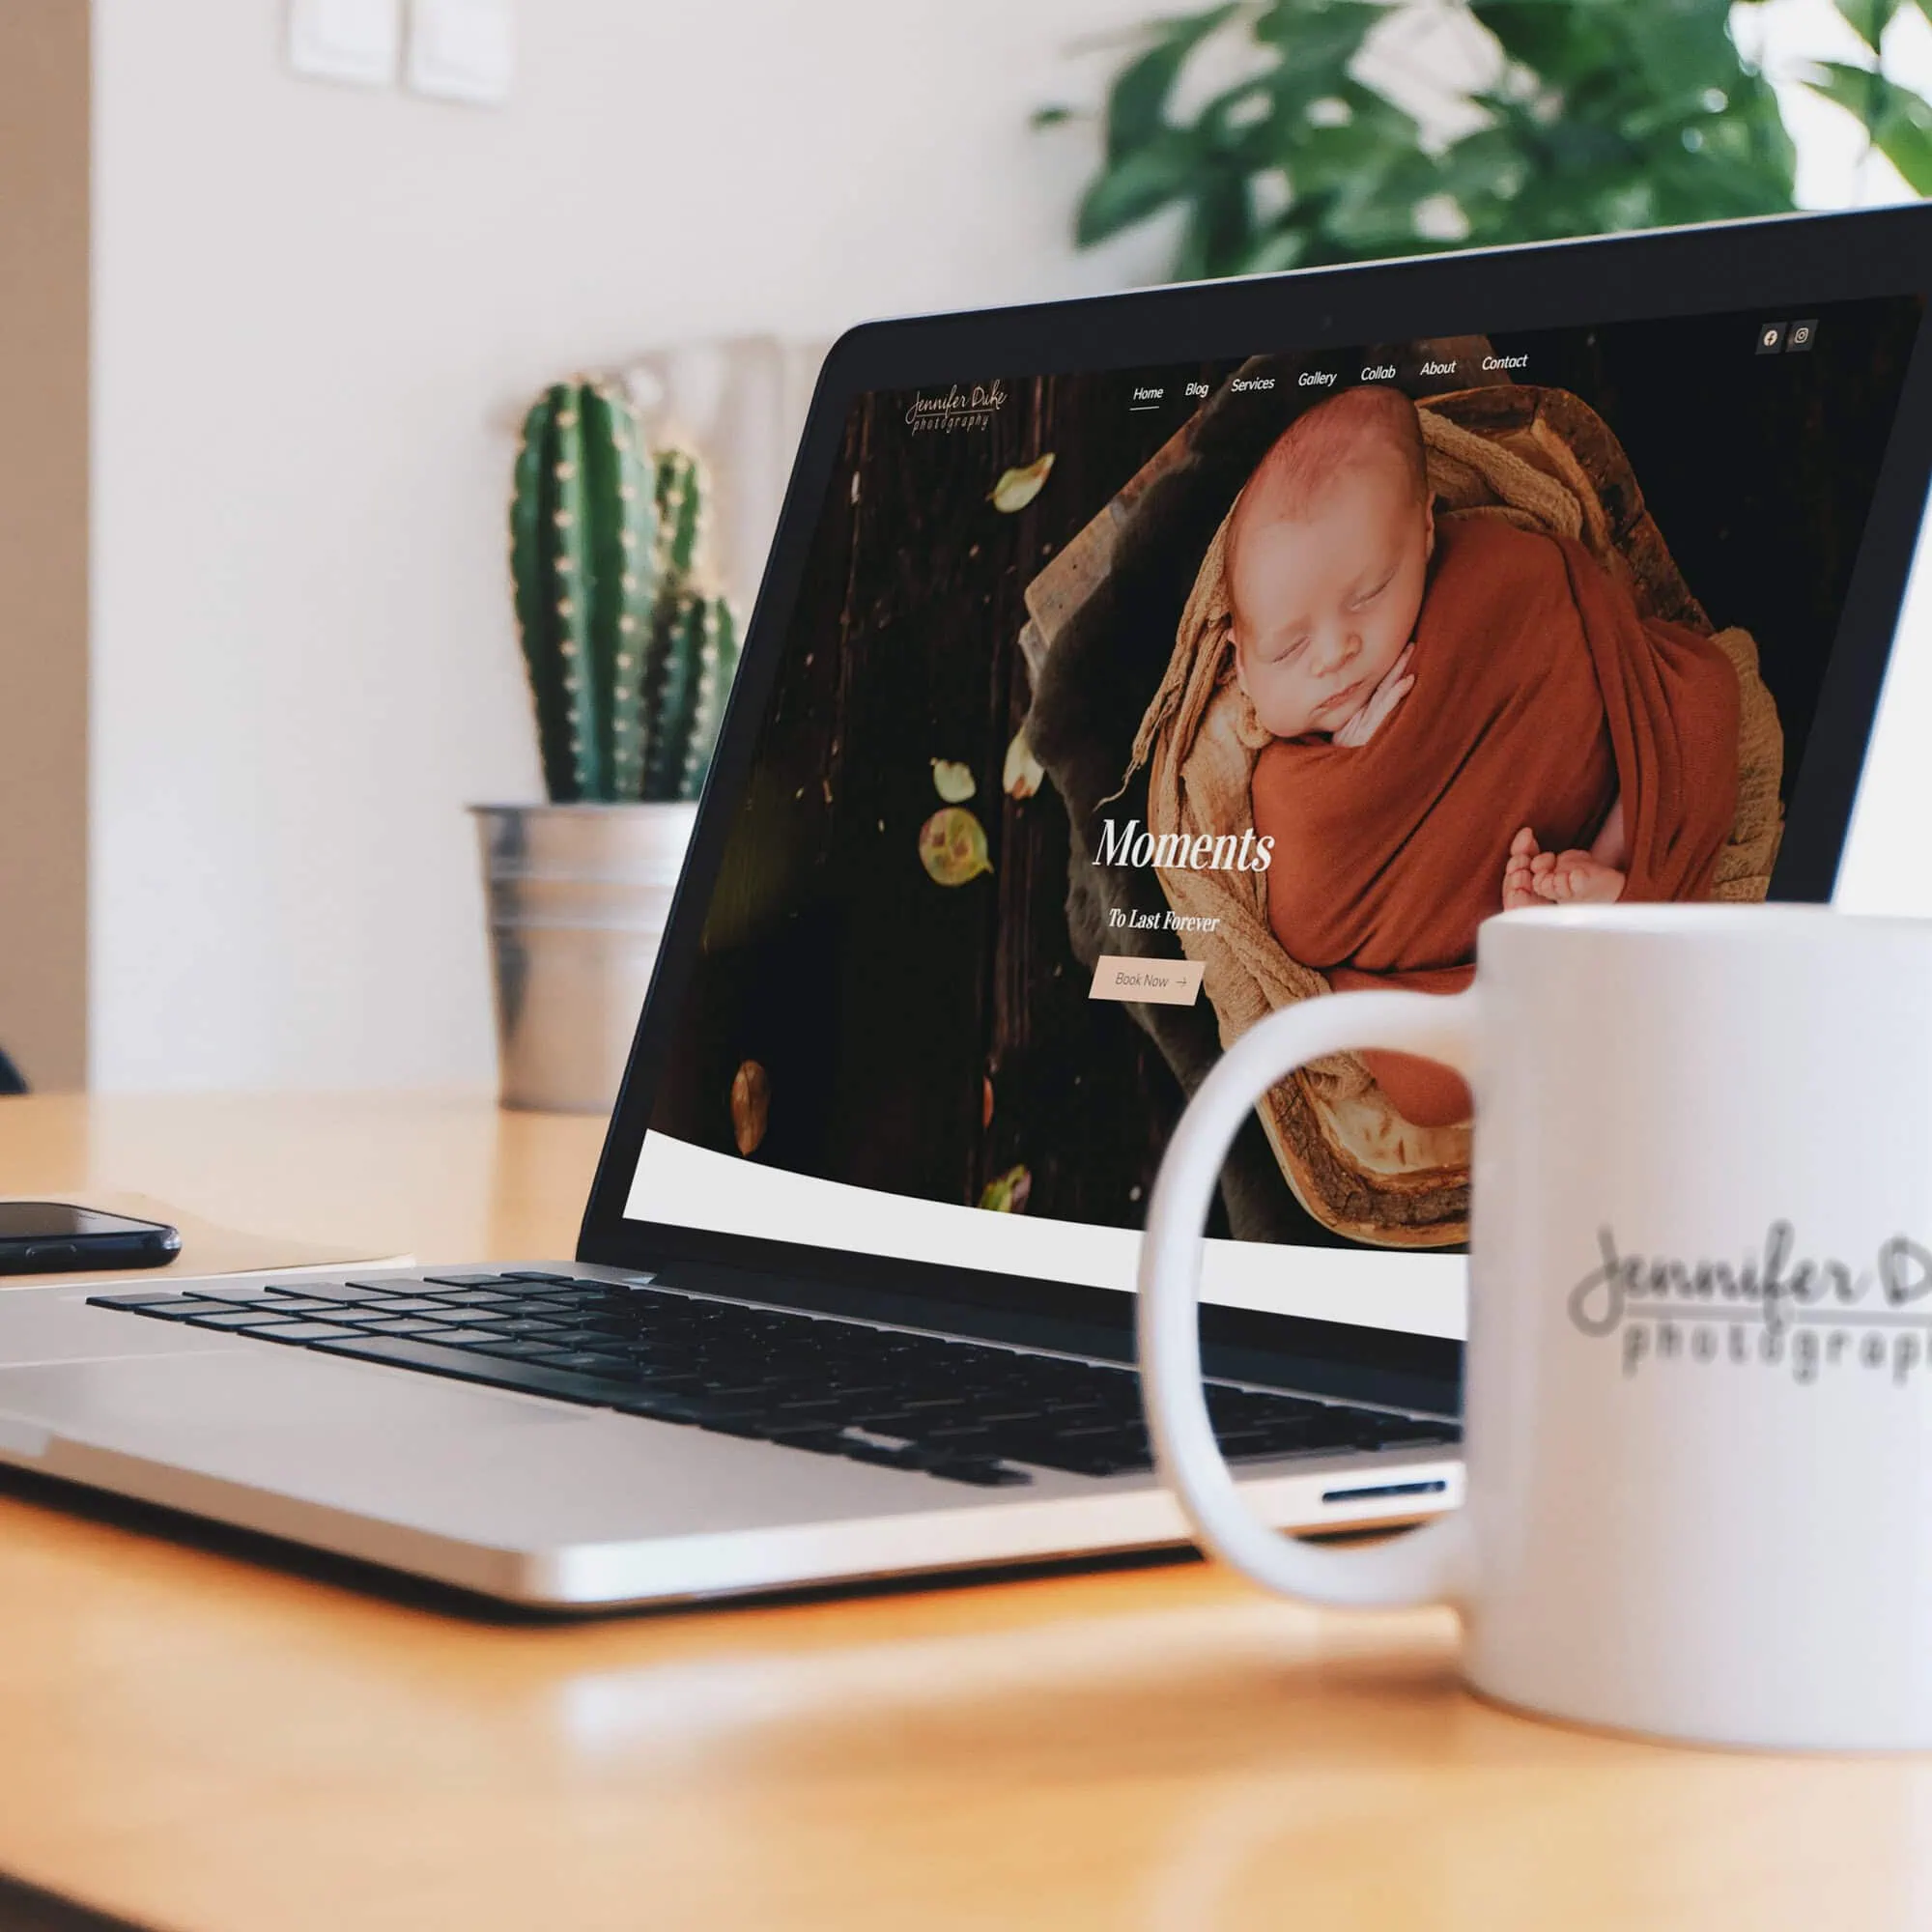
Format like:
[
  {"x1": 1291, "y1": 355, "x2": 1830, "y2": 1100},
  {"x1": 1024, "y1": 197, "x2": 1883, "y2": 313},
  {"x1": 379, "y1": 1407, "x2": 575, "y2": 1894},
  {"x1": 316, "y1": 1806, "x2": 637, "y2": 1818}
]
[{"x1": 0, "y1": 1203, "x2": 182, "y2": 1275}]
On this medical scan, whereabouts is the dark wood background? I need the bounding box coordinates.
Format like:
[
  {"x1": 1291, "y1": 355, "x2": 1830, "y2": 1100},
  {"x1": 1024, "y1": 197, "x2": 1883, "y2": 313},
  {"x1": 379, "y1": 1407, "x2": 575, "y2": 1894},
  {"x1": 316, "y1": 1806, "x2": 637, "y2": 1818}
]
[
  {"x1": 650, "y1": 298, "x2": 1919, "y2": 1239},
  {"x1": 650, "y1": 368, "x2": 1230, "y2": 1234}
]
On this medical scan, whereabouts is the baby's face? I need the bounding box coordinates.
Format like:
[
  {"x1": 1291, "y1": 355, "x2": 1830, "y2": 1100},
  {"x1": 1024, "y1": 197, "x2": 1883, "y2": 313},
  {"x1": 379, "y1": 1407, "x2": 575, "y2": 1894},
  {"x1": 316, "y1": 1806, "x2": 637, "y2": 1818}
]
[{"x1": 1230, "y1": 460, "x2": 1433, "y2": 739}]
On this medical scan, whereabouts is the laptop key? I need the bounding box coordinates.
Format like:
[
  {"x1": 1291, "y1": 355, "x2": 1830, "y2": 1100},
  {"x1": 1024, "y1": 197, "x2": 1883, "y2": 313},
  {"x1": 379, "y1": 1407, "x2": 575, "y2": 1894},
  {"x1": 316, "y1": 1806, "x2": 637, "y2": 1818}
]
[
  {"x1": 309, "y1": 1334, "x2": 636, "y2": 1404},
  {"x1": 917, "y1": 1426, "x2": 1002, "y2": 1456},
  {"x1": 924, "y1": 1458, "x2": 1032, "y2": 1489},
  {"x1": 465, "y1": 1339, "x2": 574, "y2": 1361},
  {"x1": 835, "y1": 1408, "x2": 928, "y2": 1434},
  {"x1": 620, "y1": 1369, "x2": 707, "y2": 1392},
  {"x1": 542, "y1": 1323, "x2": 632, "y2": 1345},
  {"x1": 114, "y1": 1299, "x2": 242, "y2": 1321},
  {"x1": 760, "y1": 1425, "x2": 849, "y2": 1455},
  {"x1": 1223, "y1": 1438, "x2": 1350, "y2": 1463},
  {"x1": 700, "y1": 1412, "x2": 809, "y2": 1443},
  {"x1": 88, "y1": 1293, "x2": 209, "y2": 1312},
  {"x1": 1360, "y1": 1418, "x2": 1459, "y2": 1448},
  {"x1": 611, "y1": 1394, "x2": 717, "y2": 1428},
  {"x1": 831, "y1": 1428, "x2": 1032, "y2": 1487},
  {"x1": 526, "y1": 1350, "x2": 635, "y2": 1375},
  {"x1": 239, "y1": 1321, "x2": 366, "y2": 1344}
]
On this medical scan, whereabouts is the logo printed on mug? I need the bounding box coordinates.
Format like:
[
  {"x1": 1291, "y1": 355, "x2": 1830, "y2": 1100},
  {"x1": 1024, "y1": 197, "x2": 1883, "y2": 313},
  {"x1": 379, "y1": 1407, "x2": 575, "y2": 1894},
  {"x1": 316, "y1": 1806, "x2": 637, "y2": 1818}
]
[{"x1": 1566, "y1": 1221, "x2": 1932, "y2": 1384}]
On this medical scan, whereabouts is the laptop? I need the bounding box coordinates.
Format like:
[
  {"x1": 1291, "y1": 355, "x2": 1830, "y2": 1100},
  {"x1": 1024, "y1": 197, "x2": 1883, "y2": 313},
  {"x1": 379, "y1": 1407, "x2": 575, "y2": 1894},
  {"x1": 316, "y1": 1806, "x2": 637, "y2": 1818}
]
[{"x1": 5, "y1": 210, "x2": 1931, "y2": 1607}]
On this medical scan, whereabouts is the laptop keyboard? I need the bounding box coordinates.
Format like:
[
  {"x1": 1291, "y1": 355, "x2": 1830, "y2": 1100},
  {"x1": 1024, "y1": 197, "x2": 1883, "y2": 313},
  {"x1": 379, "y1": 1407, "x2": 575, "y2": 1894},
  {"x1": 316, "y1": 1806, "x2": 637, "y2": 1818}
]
[{"x1": 87, "y1": 1272, "x2": 1459, "y2": 1491}]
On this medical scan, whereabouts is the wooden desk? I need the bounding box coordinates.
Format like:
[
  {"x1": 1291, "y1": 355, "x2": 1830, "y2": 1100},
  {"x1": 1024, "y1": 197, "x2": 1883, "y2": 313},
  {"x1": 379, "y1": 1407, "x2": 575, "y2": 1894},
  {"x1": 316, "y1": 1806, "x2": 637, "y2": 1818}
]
[{"x1": 0, "y1": 1092, "x2": 1927, "y2": 1931}]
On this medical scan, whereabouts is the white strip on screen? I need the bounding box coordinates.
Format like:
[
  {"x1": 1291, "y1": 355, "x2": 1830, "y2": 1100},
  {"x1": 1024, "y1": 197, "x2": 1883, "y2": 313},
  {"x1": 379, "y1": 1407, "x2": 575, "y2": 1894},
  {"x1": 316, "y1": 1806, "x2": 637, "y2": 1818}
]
[{"x1": 626, "y1": 1131, "x2": 1466, "y2": 1340}]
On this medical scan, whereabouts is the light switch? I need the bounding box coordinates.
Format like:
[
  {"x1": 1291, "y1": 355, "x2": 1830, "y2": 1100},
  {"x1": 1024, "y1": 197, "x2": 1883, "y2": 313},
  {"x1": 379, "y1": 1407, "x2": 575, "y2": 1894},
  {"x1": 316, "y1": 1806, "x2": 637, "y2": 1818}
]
[
  {"x1": 408, "y1": 0, "x2": 515, "y2": 106},
  {"x1": 288, "y1": 0, "x2": 401, "y2": 88}
]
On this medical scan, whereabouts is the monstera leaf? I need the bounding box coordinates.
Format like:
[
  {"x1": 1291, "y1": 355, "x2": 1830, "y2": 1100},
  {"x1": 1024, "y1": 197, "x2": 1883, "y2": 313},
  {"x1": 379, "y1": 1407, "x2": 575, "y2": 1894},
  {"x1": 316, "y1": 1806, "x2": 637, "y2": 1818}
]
[{"x1": 1039, "y1": 0, "x2": 1930, "y2": 280}]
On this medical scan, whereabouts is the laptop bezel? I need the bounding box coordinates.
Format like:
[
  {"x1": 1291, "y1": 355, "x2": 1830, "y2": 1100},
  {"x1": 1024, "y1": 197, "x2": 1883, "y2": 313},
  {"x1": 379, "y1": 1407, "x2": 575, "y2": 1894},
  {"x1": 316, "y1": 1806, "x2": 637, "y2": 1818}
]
[{"x1": 575, "y1": 207, "x2": 1932, "y2": 1414}]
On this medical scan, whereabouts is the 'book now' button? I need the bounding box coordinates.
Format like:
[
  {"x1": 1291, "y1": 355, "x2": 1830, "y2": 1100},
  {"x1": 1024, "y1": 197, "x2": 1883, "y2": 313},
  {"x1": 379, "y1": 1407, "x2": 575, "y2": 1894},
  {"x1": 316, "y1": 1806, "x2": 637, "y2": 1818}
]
[{"x1": 1089, "y1": 955, "x2": 1206, "y2": 1007}]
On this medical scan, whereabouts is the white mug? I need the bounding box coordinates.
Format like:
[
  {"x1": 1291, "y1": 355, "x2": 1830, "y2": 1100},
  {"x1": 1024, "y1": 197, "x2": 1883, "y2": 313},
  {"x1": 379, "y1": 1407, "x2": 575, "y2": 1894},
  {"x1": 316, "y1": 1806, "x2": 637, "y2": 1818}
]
[{"x1": 1138, "y1": 903, "x2": 1932, "y2": 1750}]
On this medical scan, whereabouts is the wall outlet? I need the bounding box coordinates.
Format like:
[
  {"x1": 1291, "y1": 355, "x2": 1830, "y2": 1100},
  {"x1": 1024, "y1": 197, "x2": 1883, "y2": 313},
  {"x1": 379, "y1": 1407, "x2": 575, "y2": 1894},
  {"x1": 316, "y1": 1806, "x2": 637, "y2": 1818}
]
[
  {"x1": 408, "y1": 0, "x2": 515, "y2": 106},
  {"x1": 287, "y1": 0, "x2": 402, "y2": 88}
]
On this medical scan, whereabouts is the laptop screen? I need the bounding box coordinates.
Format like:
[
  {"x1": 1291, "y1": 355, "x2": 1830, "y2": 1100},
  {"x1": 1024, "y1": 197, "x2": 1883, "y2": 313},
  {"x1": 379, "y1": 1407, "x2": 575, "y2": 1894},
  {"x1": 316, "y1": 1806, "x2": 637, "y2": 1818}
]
[{"x1": 623, "y1": 294, "x2": 1923, "y2": 1343}]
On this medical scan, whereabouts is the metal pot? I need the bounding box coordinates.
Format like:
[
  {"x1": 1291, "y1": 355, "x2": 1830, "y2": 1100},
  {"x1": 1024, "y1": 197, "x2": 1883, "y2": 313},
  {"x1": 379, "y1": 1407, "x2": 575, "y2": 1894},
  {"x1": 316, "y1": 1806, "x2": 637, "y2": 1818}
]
[{"x1": 470, "y1": 802, "x2": 697, "y2": 1114}]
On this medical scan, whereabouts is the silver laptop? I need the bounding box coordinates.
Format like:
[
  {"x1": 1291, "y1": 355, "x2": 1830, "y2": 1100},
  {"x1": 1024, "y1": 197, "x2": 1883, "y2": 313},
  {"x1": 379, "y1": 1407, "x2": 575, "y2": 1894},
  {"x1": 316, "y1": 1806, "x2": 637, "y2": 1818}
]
[{"x1": 6, "y1": 210, "x2": 1932, "y2": 1607}]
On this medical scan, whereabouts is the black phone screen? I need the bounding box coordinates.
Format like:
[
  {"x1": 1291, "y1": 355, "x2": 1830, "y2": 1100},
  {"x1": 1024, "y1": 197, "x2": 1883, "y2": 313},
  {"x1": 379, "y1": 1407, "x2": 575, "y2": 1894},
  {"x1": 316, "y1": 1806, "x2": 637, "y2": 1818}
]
[{"x1": 0, "y1": 1204, "x2": 173, "y2": 1240}]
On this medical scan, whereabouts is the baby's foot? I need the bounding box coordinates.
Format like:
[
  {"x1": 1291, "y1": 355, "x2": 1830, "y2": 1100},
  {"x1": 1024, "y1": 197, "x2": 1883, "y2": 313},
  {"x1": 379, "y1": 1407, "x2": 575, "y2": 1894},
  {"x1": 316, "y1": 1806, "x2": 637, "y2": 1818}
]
[
  {"x1": 1533, "y1": 850, "x2": 1626, "y2": 905},
  {"x1": 1501, "y1": 827, "x2": 1542, "y2": 910}
]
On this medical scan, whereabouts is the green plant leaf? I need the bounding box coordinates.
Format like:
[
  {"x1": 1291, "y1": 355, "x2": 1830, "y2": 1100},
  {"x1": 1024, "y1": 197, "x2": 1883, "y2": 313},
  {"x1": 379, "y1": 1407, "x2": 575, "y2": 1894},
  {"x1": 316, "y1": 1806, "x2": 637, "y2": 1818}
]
[
  {"x1": 1835, "y1": 0, "x2": 1905, "y2": 53},
  {"x1": 1807, "y1": 61, "x2": 1932, "y2": 191},
  {"x1": 1106, "y1": 4, "x2": 1244, "y2": 163},
  {"x1": 1251, "y1": 0, "x2": 1382, "y2": 71},
  {"x1": 1808, "y1": 58, "x2": 1887, "y2": 130},
  {"x1": 1237, "y1": 224, "x2": 1312, "y2": 273},
  {"x1": 1173, "y1": 169, "x2": 1258, "y2": 278},
  {"x1": 1075, "y1": 139, "x2": 1204, "y2": 243}
]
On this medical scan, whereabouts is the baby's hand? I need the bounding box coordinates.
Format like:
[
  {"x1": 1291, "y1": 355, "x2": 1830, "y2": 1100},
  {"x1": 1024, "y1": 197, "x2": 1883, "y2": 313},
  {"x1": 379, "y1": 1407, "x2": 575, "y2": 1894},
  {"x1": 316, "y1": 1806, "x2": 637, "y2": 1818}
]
[
  {"x1": 1502, "y1": 827, "x2": 1542, "y2": 910},
  {"x1": 1331, "y1": 643, "x2": 1415, "y2": 748}
]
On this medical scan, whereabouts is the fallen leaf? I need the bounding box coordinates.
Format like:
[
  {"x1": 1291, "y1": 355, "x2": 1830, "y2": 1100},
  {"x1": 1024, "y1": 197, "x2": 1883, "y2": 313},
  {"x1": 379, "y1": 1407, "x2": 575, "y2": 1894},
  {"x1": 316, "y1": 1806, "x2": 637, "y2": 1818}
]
[
  {"x1": 918, "y1": 807, "x2": 992, "y2": 885},
  {"x1": 729, "y1": 1060, "x2": 770, "y2": 1156},
  {"x1": 1003, "y1": 730, "x2": 1043, "y2": 799},
  {"x1": 930, "y1": 757, "x2": 977, "y2": 802},
  {"x1": 990, "y1": 453, "x2": 1055, "y2": 513},
  {"x1": 979, "y1": 1164, "x2": 1033, "y2": 1213},
  {"x1": 982, "y1": 1076, "x2": 994, "y2": 1129}
]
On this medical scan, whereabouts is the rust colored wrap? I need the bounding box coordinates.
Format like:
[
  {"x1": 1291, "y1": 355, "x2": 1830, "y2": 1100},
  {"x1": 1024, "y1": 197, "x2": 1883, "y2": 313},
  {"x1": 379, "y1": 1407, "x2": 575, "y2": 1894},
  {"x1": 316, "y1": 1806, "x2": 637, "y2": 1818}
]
[
  {"x1": 1256, "y1": 516, "x2": 1741, "y2": 990},
  {"x1": 1253, "y1": 517, "x2": 1741, "y2": 1125}
]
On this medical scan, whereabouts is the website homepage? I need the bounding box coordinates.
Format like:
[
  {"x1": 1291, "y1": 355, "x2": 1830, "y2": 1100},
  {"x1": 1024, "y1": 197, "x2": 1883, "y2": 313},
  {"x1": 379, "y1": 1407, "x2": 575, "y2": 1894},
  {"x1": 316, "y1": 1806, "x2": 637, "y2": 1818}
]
[{"x1": 627, "y1": 298, "x2": 1923, "y2": 1340}]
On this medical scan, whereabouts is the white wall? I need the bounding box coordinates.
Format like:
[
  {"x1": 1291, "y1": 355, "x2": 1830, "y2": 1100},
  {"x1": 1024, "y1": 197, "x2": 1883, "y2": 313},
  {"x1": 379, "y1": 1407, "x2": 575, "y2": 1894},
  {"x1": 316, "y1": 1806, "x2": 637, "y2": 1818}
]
[
  {"x1": 88, "y1": 0, "x2": 1156, "y2": 1093},
  {"x1": 83, "y1": 0, "x2": 1932, "y2": 1093}
]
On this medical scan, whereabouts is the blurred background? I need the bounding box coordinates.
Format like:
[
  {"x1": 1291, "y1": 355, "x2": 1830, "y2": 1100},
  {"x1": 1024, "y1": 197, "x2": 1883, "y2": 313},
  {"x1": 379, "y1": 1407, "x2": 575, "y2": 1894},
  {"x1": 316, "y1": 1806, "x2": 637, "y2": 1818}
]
[{"x1": 3, "y1": 0, "x2": 1929, "y2": 1103}]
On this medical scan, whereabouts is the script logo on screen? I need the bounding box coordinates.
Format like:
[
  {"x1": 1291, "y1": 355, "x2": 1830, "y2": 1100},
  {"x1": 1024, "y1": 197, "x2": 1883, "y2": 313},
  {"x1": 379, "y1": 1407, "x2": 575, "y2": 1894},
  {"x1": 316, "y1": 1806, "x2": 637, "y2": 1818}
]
[{"x1": 905, "y1": 382, "x2": 1009, "y2": 434}]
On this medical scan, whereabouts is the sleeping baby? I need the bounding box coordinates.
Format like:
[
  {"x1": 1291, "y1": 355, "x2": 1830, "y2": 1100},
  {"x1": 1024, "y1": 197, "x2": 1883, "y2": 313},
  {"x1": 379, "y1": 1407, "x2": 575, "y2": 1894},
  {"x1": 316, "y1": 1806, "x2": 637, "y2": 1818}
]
[{"x1": 1231, "y1": 384, "x2": 1740, "y2": 1125}]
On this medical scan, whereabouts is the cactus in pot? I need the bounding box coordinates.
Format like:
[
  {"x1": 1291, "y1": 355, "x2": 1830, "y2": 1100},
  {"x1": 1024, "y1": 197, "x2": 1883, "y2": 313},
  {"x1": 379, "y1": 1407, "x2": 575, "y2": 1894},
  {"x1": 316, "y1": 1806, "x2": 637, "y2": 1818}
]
[
  {"x1": 479, "y1": 378, "x2": 745, "y2": 1112},
  {"x1": 509, "y1": 379, "x2": 741, "y2": 803}
]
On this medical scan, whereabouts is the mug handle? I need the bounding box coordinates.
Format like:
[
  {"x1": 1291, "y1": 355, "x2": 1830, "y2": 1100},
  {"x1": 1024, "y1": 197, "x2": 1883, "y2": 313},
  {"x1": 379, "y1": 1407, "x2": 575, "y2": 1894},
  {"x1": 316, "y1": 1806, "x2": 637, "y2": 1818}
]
[{"x1": 1138, "y1": 987, "x2": 1479, "y2": 1610}]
